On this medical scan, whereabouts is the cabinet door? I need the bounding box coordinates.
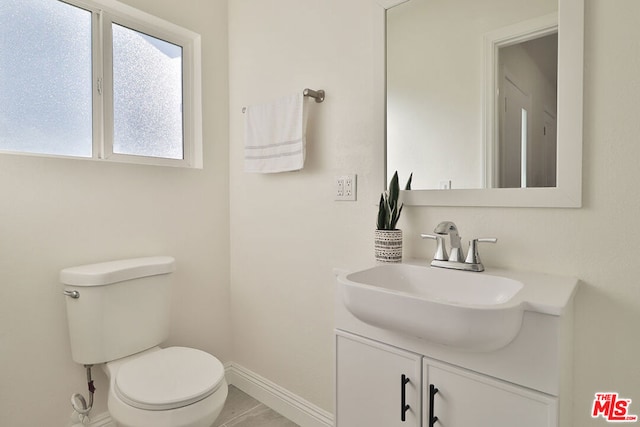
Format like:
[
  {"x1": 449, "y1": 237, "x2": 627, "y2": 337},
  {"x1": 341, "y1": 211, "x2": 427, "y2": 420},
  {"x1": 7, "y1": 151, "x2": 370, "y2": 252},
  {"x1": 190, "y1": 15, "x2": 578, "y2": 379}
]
[
  {"x1": 336, "y1": 331, "x2": 422, "y2": 427},
  {"x1": 423, "y1": 359, "x2": 558, "y2": 427}
]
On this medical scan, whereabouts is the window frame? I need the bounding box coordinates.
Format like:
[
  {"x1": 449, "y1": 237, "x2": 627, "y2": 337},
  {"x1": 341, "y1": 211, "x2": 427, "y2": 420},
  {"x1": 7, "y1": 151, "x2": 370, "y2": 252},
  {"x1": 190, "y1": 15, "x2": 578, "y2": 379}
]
[{"x1": 6, "y1": 0, "x2": 203, "y2": 168}]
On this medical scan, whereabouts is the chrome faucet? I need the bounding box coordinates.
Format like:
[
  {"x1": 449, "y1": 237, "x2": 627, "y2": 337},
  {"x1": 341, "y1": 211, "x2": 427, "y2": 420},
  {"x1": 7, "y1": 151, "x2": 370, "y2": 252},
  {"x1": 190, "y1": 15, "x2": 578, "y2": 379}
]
[
  {"x1": 421, "y1": 221, "x2": 497, "y2": 272},
  {"x1": 433, "y1": 221, "x2": 464, "y2": 262}
]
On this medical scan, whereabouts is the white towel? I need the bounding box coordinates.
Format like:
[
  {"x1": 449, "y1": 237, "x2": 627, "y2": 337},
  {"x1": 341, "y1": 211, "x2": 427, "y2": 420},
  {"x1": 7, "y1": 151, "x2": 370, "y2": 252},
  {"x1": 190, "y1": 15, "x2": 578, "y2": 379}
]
[{"x1": 244, "y1": 92, "x2": 307, "y2": 173}]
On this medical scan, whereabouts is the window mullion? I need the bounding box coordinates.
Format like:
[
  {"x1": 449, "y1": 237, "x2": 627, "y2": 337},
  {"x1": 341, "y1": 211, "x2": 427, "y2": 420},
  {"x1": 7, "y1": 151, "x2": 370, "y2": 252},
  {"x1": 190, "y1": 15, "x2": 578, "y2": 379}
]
[
  {"x1": 92, "y1": 10, "x2": 105, "y2": 159},
  {"x1": 101, "y1": 11, "x2": 115, "y2": 160}
]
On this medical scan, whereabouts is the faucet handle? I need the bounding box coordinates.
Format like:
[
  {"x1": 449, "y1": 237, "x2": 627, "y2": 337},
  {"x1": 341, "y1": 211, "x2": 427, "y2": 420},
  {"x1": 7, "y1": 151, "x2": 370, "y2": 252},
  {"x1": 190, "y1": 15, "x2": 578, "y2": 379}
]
[
  {"x1": 421, "y1": 234, "x2": 448, "y2": 261},
  {"x1": 465, "y1": 238, "x2": 497, "y2": 265}
]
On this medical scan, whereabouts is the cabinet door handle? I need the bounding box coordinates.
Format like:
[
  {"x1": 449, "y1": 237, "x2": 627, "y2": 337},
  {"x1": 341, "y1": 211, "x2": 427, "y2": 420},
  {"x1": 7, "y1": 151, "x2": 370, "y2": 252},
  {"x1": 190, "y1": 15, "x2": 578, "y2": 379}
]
[
  {"x1": 429, "y1": 384, "x2": 439, "y2": 427},
  {"x1": 401, "y1": 374, "x2": 411, "y2": 422}
]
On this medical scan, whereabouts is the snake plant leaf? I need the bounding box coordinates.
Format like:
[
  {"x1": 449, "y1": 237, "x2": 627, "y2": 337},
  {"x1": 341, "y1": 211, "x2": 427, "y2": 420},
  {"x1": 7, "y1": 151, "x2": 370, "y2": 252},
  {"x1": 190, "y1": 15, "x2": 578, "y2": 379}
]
[
  {"x1": 389, "y1": 204, "x2": 402, "y2": 230},
  {"x1": 388, "y1": 171, "x2": 400, "y2": 212},
  {"x1": 391, "y1": 204, "x2": 403, "y2": 229},
  {"x1": 389, "y1": 208, "x2": 396, "y2": 229},
  {"x1": 377, "y1": 194, "x2": 387, "y2": 230},
  {"x1": 405, "y1": 173, "x2": 413, "y2": 190}
]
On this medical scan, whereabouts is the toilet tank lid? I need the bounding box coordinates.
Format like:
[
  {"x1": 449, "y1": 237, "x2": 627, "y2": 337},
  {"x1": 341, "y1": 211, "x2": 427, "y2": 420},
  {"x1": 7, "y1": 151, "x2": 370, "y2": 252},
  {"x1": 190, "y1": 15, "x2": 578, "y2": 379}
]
[{"x1": 60, "y1": 256, "x2": 175, "y2": 286}]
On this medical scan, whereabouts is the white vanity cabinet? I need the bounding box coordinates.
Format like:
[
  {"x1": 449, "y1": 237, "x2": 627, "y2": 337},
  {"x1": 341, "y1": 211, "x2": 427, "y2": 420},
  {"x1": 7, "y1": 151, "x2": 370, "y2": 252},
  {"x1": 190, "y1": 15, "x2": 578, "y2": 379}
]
[
  {"x1": 423, "y1": 358, "x2": 557, "y2": 427},
  {"x1": 336, "y1": 331, "x2": 422, "y2": 427},
  {"x1": 334, "y1": 263, "x2": 578, "y2": 426},
  {"x1": 336, "y1": 330, "x2": 558, "y2": 427}
]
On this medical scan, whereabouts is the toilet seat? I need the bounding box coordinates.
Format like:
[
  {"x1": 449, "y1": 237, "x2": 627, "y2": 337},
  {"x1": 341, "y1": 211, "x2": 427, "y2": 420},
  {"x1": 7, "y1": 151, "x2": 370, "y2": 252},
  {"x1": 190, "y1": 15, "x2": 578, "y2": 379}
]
[{"x1": 114, "y1": 347, "x2": 225, "y2": 411}]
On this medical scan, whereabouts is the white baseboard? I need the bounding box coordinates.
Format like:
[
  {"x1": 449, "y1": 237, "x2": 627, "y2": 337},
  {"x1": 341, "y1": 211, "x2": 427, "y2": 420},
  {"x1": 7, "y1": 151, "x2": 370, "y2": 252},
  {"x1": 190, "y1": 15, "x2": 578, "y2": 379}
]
[
  {"x1": 80, "y1": 363, "x2": 334, "y2": 427},
  {"x1": 225, "y1": 362, "x2": 334, "y2": 427}
]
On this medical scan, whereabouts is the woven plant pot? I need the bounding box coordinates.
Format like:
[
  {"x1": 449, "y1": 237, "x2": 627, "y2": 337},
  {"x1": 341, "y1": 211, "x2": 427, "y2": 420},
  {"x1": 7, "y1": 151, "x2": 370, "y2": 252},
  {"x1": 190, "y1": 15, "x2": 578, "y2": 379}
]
[{"x1": 374, "y1": 229, "x2": 403, "y2": 263}]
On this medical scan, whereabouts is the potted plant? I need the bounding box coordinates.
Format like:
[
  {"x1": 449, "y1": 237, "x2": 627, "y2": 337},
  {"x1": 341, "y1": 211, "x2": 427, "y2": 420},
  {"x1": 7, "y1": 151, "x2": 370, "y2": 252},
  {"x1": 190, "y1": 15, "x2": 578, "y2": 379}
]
[{"x1": 375, "y1": 171, "x2": 412, "y2": 263}]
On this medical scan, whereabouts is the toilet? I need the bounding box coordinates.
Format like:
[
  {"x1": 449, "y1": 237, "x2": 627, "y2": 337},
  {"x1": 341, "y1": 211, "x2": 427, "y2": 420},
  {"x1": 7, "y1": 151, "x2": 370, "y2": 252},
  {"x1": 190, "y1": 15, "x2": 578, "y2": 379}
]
[{"x1": 60, "y1": 256, "x2": 227, "y2": 427}]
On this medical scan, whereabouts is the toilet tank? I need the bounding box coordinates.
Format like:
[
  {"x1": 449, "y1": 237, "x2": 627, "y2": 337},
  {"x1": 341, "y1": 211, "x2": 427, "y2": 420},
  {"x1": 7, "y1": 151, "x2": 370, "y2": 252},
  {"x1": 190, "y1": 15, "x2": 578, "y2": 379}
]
[{"x1": 60, "y1": 256, "x2": 175, "y2": 365}]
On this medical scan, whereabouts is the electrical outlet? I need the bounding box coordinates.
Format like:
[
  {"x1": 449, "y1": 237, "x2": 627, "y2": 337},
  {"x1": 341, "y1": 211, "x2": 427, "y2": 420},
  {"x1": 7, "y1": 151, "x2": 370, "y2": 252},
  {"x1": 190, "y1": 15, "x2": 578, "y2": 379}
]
[
  {"x1": 335, "y1": 174, "x2": 357, "y2": 201},
  {"x1": 439, "y1": 180, "x2": 452, "y2": 190},
  {"x1": 344, "y1": 176, "x2": 354, "y2": 198}
]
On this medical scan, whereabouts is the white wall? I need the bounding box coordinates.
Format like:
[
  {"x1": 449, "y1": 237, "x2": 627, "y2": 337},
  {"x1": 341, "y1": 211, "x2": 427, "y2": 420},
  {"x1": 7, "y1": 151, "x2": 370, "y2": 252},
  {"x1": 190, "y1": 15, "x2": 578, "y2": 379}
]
[
  {"x1": 228, "y1": 0, "x2": 383, "y2": 411},
  {"x1": 229, "y1": 0, "x2": 640, "y2": 425},
  {"x1": 0, "y1": 1, "x2": 230, "y2": 425}
]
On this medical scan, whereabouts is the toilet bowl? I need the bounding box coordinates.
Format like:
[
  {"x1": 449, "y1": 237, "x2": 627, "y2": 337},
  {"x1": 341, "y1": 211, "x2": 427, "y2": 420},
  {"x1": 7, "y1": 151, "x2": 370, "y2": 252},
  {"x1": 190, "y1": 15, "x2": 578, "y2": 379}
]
[
  {"x1": 104, "y1": 347, "x2": 228, "y2": 427},
  {"x1": 60, "y1": 256, "x2": 228, "y2": 427}
]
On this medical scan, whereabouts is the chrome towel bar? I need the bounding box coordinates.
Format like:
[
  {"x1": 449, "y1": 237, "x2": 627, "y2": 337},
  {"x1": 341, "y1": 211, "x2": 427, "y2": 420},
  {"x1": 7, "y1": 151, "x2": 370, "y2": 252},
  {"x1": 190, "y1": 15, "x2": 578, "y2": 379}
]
[
  {"x1": 242, "y1": 88, "x2": 325, "y2": 113},
  {"x1": 303, "y1": 88, "x2": 325, "y2": 103}
]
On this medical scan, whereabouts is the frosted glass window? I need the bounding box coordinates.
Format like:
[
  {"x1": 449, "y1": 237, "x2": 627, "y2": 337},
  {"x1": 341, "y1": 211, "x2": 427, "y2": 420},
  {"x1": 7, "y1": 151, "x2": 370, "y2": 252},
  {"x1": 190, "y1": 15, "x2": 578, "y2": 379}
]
[
  {"x1": 112, "y1": 24, "x2": 184, "y2": 160},
  {"x1": 0, "y1": 0, "x2": 92, "y2": 157},
  {"x1": 0, "y1": 0, "x2": 201, "y2": 167}
]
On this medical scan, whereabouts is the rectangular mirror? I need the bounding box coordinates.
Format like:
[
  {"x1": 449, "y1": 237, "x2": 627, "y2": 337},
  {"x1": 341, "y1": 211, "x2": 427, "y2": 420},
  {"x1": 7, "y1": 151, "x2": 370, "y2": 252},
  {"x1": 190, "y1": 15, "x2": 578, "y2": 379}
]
[{"x1": 376, "y1": 0, "x2": 583, "y2": 207}]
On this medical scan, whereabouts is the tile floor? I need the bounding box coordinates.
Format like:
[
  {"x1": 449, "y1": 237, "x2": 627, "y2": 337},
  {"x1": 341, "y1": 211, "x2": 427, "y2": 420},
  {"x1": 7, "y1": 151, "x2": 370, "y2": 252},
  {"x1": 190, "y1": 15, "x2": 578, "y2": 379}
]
[{"x1": 213, "y1": 385, "x2": 299, "y2": 427}]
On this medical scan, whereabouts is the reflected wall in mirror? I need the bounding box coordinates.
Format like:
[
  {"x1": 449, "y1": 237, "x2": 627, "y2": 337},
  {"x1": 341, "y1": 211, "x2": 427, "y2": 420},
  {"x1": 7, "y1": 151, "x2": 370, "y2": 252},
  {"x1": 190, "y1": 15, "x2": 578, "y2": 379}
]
[
  {"x1": 498, "y1": 34, "x2": 558, "y2": 188},
  {"x1": 386, "y1": 0, "x2": 558, "y2": 190},
  {"x1": 489, "y1": 19, "x2": 558, "y2": 189}
]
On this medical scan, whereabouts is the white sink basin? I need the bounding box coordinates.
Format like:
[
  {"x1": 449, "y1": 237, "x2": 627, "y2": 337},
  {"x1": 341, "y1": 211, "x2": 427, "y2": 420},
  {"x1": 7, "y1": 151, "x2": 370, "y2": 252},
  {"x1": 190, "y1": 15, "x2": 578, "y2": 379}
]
[{"x1": 338, "y1": 263, "x2": 526, "y2": 351}]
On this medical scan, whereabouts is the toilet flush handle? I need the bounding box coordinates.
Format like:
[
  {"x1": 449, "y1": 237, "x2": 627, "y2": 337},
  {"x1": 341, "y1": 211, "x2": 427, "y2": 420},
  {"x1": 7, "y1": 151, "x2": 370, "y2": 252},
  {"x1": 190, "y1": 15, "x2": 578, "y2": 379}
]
[{"x1": 63, "y1": 290, "x2": 80, "y2": 299}]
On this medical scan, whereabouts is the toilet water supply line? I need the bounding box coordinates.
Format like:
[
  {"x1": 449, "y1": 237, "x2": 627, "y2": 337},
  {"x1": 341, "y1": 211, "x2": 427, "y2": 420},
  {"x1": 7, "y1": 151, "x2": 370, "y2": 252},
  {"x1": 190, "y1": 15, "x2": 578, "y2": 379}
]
[{"x1": 71, "y1": 365, "x2": 95, "y2": 418}]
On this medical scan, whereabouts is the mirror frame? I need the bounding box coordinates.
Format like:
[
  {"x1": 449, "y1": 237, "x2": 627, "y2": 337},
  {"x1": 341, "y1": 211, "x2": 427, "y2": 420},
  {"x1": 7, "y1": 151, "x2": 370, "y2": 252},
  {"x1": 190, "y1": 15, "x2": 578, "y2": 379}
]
[{"x1": 375, "y1": 0, "x2": 584, "y2": 208}]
